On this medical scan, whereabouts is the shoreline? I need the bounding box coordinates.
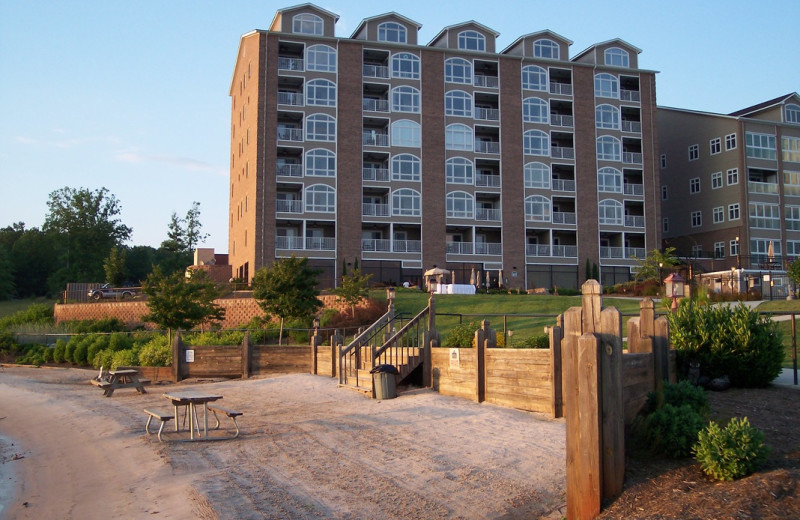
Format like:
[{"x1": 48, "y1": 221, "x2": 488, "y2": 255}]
[{"x1": 0, "y1": 434, "x2": 21, "y2": 520}]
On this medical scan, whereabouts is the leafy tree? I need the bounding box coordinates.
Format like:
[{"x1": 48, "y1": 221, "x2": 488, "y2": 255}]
[
  {"x1": 0, "y1": 244, "x2": 15, "y2": 300},
  {"x1": 11, "y1": 228, "x2": 61, "y2": 297},
  {"x1": 124, "y1": 245, "x2": 157, "y2": 285},
  {"x1": 43, "y1": 187, "x2": 132, "y2": 284},
  {"x1": 141, "y1": 267, "x2": 225, "y2": 343},
  {"x1": 103, "y1": 247, "x2": 127, "y2": 286},
  {"x1": 163, "y1": 201, "x2": 209, "y2": 253},
  {"x1": 632, "y1": 247, "x2": 679, "y2": 282},
  {"x1": 787, "y1": 258, "x2": 800, "y2": 296},
  {"x1": 252, "y1": 256, "x2": 322, "y2": 345},
  {"x1": 332, "y1": 268, "x2": 372, "y2": 317}
]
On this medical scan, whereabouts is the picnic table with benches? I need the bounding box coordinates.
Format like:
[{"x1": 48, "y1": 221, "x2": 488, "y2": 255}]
[
  {"x1": 90, "y1": 368, "x2": 149, "y2": 397},
  {"x1": 144, "y1": 390, "x2": 243, "y2": 442}
]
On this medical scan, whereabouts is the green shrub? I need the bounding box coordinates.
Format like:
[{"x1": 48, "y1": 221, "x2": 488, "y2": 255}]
[
  {"x1": 108, "y1": 332, "x2": 132, "y2": 351},
  {"x1": 185, "y1": 330, "x2": 245, "y2": 346},
  {"x1": 635, "y1": 403, "x2": 707, "y2": 458},
  {"x1": 93, "y1": 348, "x2": 115, "y2": 370},
  {"x1": 41, "y1": 346, "x2": 54, "y2": 363},
  {"x1": 668, "y1": 302, "x2": 784, "y2": 387},
  {"x1": 73, "y1": 339, "x2": 89, "y2": 365},
  {"x1": 64, "y1": 317, "x2": 127, "y2": 333},
  {"x1": 694, "y1": 417, "x2": 769, "y2": 481},
  {"x1": 64, "y1": 337, "x2": 78, "y2": 364},
  {"x1": 111, "y1": 349, "x2": 137, "y2": 369},
  {"x1": 444, "y1": 321, "x2": 480, "y2": 348},
  {"x1": 138, "y1": 337, "x2": 171, "y2": 367},
  {"x1": 86, "y1": 336, "x2": 109, "y2": 366},
  {"x1": 641, "y1": 380, "x2": 709, "y2": 416},
  {"x1": 0, "y1": 303, "x2": 53, "y2": 332},
  {"x1": 52, "y1": 339, "x2": 66, "y2": 363},
  {"x1": 521, "y1": 334, "x2": 549, "y2": 349}
]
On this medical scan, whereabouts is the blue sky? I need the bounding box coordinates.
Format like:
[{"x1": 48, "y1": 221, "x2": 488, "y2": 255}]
[{"x1": 1, "y1": 1, "x2": 798, "y2": 250}]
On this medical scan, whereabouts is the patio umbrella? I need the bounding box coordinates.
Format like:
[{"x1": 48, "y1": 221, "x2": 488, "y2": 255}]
[
  {"x1": 485, "y1": 270, "x2": 491, "y2": 288},
  {"x1": 470, "y1": 267, "x2": 476, "y2": 285},
  {"x1": 498, "y1": 269, "x2": 503, "y2": 288},
  {"x1": 768, "y1": 240, "x2": 775, "y2": 262},
  {"x1": 475, "y1": 270, "x2": 482, "y2": 288}
]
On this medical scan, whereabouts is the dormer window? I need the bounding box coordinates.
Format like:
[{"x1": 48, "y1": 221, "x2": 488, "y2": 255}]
[
  {"x1": 787, "y1": 104, "x2": 800, "y2": 124},
  {"x1": 604, "y1": 47, "x2": 629, "y2": 68},
  {"x1": 378, "y1": 22, "x2": 407, "y2": 43},
  {"x1": 292, "y1": 13, "x2": 323, "y2": 35},
  {"x1": 533, "y1": 39, "x2": 559, "y2": 60},
  {"x1": 458, "y1": 30, "x2": 486, "y2": 51}
]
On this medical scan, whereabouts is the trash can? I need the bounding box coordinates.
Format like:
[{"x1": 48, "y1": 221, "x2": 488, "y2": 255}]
[{"x1": 370, "y1": 364, "x2": 399, "y2": 400}]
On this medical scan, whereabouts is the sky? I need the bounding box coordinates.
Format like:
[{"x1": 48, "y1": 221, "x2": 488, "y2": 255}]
[{"x1": 1, "y1": 1, "x2": 798, "y2": 251}]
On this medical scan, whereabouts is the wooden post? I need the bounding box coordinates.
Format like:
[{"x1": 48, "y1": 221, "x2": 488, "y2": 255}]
[
  {"x1": 310, "y1": 330, "x2": 322, "y2": 375},
  {"x1": 654, "y1": 316, "x2": 670, "y2": 385},
  {"x1": 242, "y1": 332, "x2": 252, "y2": 379},
  {"x1": 331, "y1": 329, "x2": 342, "y2": 378},
  {"x1": 172, "y1": 331, "x2": 183, "y2": 382},
  {"x1": 600, "y1": 307, "x2": 624, "y2": 499},
  {"x1": 548, "y1": 324, "x2": 563, "y2": 418},
  {"x1": 475, "y1": 320, "x2": 488, "y2": 403},
  {"x1": 581, "y1": 279, "x2": 603, "y2": 334},
  {"x1": 626, "y1": 317, "x2": 641, "y2": 353}
]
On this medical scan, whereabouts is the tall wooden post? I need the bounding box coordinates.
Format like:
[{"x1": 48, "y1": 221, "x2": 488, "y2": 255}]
[
  {"x1": 331, "y1": 329, "x2": 342, "y2": 378},
  {"x1": 172, "y1": 331, "x2": 183, "y2": 382},
  {"x1": 475, "y1": 319, "x2": 490, "y2": 403},
  {"x1": 548, "y1": 324, "x2": 563, "y2": 418},
  {"x1": 242, "y1": 331, "x2": 252, "y2": 379}
]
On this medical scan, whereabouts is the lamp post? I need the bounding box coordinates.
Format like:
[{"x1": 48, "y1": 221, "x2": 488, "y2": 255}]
[
  {"x1": 664, "y1": 272, "x2": 685, "y2": 312},
  {"x1": 730, "y1": 266, "x2": 737, "y2": 296},
  {"x1": 386, "y1": 286, "x2": 396, "y2": 311},
  {"x1": 313, "y1": 316, "x2": 320, "y2": 335},
  {"x1": 735, "y1": 235, "x2": 740, "y2": 269},
  {"x1": 507, "y1": 330, "x2": 514, "y2": 348},
  {"x1": 658, "y1": 262, "x2": 663, "y2": 296}
]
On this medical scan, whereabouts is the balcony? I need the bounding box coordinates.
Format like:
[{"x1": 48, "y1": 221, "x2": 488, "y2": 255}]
[
  {"x1": 620, "y1": 89, "x2": 640, "y2": 102},
  {"x1": 526, "y1": 244, "x2": 578, "y2": 257},
  {"x1": 600, "y1": 246, "x2": 645, "y2": 259},
  {"x1": 550, "y1": 82, "x2": 573, "y2": 96},
  {"x1": 278, "y1": 56, "x2": 304, "y2": 72},
  {"x1": 473, "y1": 75, "x2": 499, "y2": 88},
  {"x1": 362, "y1": 98, "x2": 390, "y2": 112},
  {"x1": 550, "y1": 115, "x2": 574, "y2": 128},
  {"x1": 551, "y1": 179, "x2": 575, "y2": 192},
  {"x1": 476, "y1": 208, "x2": 501, "y2": 221},
  {"x1": 363, "y1": 132, "x2": 389, "y2": 147},
  {"x1": 475, "y1": 140, "x2": 500, "y2": 154},
  {"x1": 627, "y1": 247, "x2": 645, "y2": 258},
  {"x1": 624, "y1": 215, "x2": 645, "y2": 228},
  {"x1": 277, "y1": 127, "x2": 303, "y2": 142},
  {"x1": 362, "y1": 168, "x2": 390, "y2": 182},
  {"x1": 526, "y1": 213, "x2": 551, "y2": 223},
  {"x1": 446, "y1": 241, "x2": 502, "y2": 255},
  {"x1": 276, "y1": 163, "x2": 302, "y2": 177},
  {"x1": 275, "y1": 236, "x2": 304, "y2": 249},
  {"x1": 623, "y1": 183, "x2": 644, "y2": 196},
  {"x1": 551, "y1": 146, "x2": 575, "y2": 159},
  {"x1": 748, "y1": 181, "x2": 779, "y2": 194},
  {"x1": 362, "y1": 203, "x2": 390, "y2": 217},
  {"x1": 393, "y1": 239, "x2": 421, "y2": 253},
  {"x1": 278, "y1": 92, "x2": 304, "y2": 106},
  {"x1": 363, "y1": 64, "x2": 389, "y2": 79},
  {"x1": 552, "y1": 211, "x2": 576, "y2": 225},
  {"x1": 362, "y1": 238, "x2": 391, "y2": 252},
  {"x1": 276, "y1": 200, "x2": 303, "y2": 214},
  {"x1": 476, "y1": 173, "x2": 501, "y2": 187},
  {"x1": 474, "y1": 107, "x2": 500, "y2": 121},
  {"x1": 623, "y1": 152, "x2": 643, "y2": 164},
  {"x1": 305, "y1": 237, "x2": 336, "y2": 250},
  {"x1": 622, "y1": 120, "x2": 642, "y2": 133}
]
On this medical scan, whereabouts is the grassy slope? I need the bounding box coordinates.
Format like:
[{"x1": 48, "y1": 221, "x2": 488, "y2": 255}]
[{"x1": 0, "y1": 298, "x2": 56, "y2": 319}]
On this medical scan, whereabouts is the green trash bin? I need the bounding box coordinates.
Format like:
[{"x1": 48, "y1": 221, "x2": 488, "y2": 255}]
[{"x1": 371, "y1": 364, "x2": 399, "y2": 400}]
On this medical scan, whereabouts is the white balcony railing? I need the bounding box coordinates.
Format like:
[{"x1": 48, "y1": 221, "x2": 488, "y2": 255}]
[
  {"x1": 393, "y1": 240, "x2": 421, "y2": 253},
  {"x1": 305, "y1": 237, "x2": 336, "y2": 250},
  {"x1": 550, "y1": 114, "x2": 574, "y2": 127},
  {"x1": 275, "y1": 236, "x2": 304, "y2": 250},
  {"x1": 476, "y1": 208, "x2": 501, "y2": 221},
  {"x1": 550, "y1": 82, "x2": 573, "y2": 96},
  {"x1": 554, "y1": 245, "x2": 578, "y2": 257},
  {"x1": 362, "y1": 203, "x2": 390, "y2": 217},
  {"x1": 623, "y1": 183, "x2": 644, "y2": 196},
  {"x1": 277, "y1": 127, "x2": 303, "y2": 141},
  {"x1": 474, "y1": 107, "x2": 500, "y2": 121},
  {"x1": 475, "y1": 140, "x2": 500, "y2": 154},
  {"x1": 621, "y1": 120, "x2": 642, "y2": 133},
  {"x1": 277, "y1": 92, "x2": 303, "y2": 106},
  {"x1": 448, "y1": 241, "x2": 502, "y2": 255},
  {"x1": 529, "y1": 245, "x2": 577, "y2": 257},
  {"x1": 526, "y1": 213, "x2": 551, "y2": 222},
  {"x1": 362, "y1": 98, "x2": 390, "y2": 112},
  {"x1": 624, "y1": 215, "x2": 645, "y2": 228},
  {"x1": 551, "y1": 178, "x2": 575, "y2": 192},
  {"x1": 363, "y1": 132, "x2": 389, "y2": 147},
  {"x1": 627, "y1": 247, "x2": 646, "y2": 259},
  {"x1": 551, "y1": 146, "x2": 575, "y2": 159},
  {"x1": 278, "y1": 56, "x2": 304, "y2": 72},
  {"x1": 475, "y1": 242, "x2": 502, "y2": 255},
  {"x1": 276, "y1": 199, "x2": 303, "y2": 213},
  {"x1": 473, "y1": 75, "x2": 499, "y2": 88},
  {"x1": 363, "y1": 64, "x2": 389, "y2": 78},
  {"x1": 623, "y1": 152, "x2": 643, "y2": 164},
  {"x1": 526, "y1": 244, "x2": 550, "y2": 256},
  {"x1": 276, "y1": 163, "x2": 302, "y2": 177},
  {"x1": 362, "y1": 168, "x2": 390, "y2": 182},
  {"x1": 361, "y1": 239, "x2": 391, "y2": 252},
  {"x1": 475, "y1": 173, "x2": 501, "y2": 187},
  {"x1": 600, "y1": 246, "x2": 624, "y2": 259},
  {"x1": 748, "y1": 181, "x2": 779, "y2": 194},
  {"x1": 620, "y1": 89, "x2": 640, "y2": 102},
  {"x1": 552, "y1": 212, "x2": 576, "y2": 225}
]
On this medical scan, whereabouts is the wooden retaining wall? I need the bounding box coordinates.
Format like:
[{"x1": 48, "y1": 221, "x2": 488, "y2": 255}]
[
  {"x1": 485, "y1": 349, "x2": 554, "y2": 415},
  {"x1": 431, "y1": 347, "x2": 479, "y2": 402}
]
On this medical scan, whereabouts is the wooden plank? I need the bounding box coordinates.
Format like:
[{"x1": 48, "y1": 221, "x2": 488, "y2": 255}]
[
  {"x1": 600, "y1": 307, "x2": 624, "y2": 499},
  {"x1": 563, "y1": 307, "x2": 584, "y2": 520},
  {"x1": 551, "y1": 324, "x2": 563, "y2": 418},
  {"x1": 575, "y1": 332, "x2": 602, "y2": 520}
]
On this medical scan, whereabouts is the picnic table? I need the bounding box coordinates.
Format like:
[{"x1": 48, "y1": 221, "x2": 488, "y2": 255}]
[
  {"x1": 90, "y1": 369, "x2": 149, "y2": 397},
  {"x1": 162, "y1": 390, "x2": 223, "y2": 440}
]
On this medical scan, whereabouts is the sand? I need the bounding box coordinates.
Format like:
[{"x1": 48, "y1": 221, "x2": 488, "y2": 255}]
[{"x1": 0, "y1": 366, "x2": 566, "y2": 519}]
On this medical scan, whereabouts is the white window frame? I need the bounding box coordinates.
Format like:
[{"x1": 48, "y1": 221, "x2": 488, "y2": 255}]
[
  {"x1": 445, "y1": 123, "x2": 473, "y2": 151},
  {"x1": 458, "y1": 30, "x2": 486, "y2": 51},
  {"x1": 786, "y1": 103, "x2": 800, "y2": 124},
  {"x1": 596, "y1": 135, "x2": 621, "y2": 161},
  {"x1": 787, "y1": 205, "x2": 800, "y2": 231},
  {"x1": 749, "y1": 202, "x2": 781, "y2": 229},
  {"x1": 445, "y1": 57, "x2": 472, "y2": 84},
  {"x1": 688, "y1": 144, "x2": 699, "y2": 161},
  {"x1": 782, "y1": 136, "x2": 800, "y2": 163},
  {"x1": 710, "y1": 137, "x2": 721, "y2": 155},
  {"x1": 306, "y1": 44, "x2": 336, "y2": 72},
  {"x1": 306, "y1": 79, "x2": 336, "y2": 106},
  {"x1": 533, "y1": 39, "x2": 559, "y2": 60},
  {"x1": 691, "y1": 211, "x2": 702, "y2": 228},
  {"x1": 305, "y1": 184, "x2": 335, "y2": 212},
  {"x1": 305, "y1": 113, "x2": 336, "y2": 141},
  {"x1": 446, "y1": 191, "x2": 475, "y2": 218},
  {"x1": 304, "y1": 148, "x2": 335, "y2": 177},
  {"x1": 391, "y1": 120, "x2": 421, "y2": 147},
  {"x1": 713, "y1": 206, "x2": 724, "y2": 223},
  {"x1": 725, "y1": 133, "x2": 737, "y2": 151},
  {"x1": 745, "y1": 132, "x2": 777, "y2": 160},
  {"x1": 391, "y1": 86, "x2": 421, "y2": 113},
  {"x1": 378, "y1": 21, "x2": 407, "y2": 43},
  {"x1": 598, "y1": 199, "x2": 623, "y2": 225},
  {"x1": 730, "y1": 239, "x2": 740, "y2": 257},
  {"x1": 595, "y1": 104, "x2": 620, "y2": 129},
  {"x1": 728, "y1": 203, "x2": 740, "y2": 220},
  {"x1": 524, "y1": 129, "x2": 550, "y2": 156},
  {"x1": 446, "y1": 157, "x2": 474, "y2": 184},
  {"x1": 524, "y1": 162, "x2": 550, "y2": 189},
  {"x1": 445, "y1": 90, "x2": 473, "y2": 117},
  {"x1": 521, "y1": 65, "x2": 547, "y2": 91},
  {"x1": 391, "y1": 153, "x2": 421, "y2": 182},
  {"x1": 689, "y1": 177, "x2": 700, "y2": 194},
  {"x1": 392, "y1": 188, "x2": 421, "y2": 216},
  {"x1": 604, "y1": 47, "x2": 629, "y2": 67},
  {"x1": 292, "y1": 13, "x2": 323, "y2": 35},
  {"x1": 594, "y1": 73, "x2": 618, "y2": 99},
  {"x1": 391, "y1": 52, "x2": 420, "y2": 79},
  {"x1": 523, "y1": 97, "x2": 549, "y2": 123},
  {"x1": 711, "y1": 171, "x2": 723, "y2": 189},
  {"x1": 597, "y1": 167, "x2": 622, "y2": 193},
  {"x1": 714, "y1": 241, "x2": 725, "y2": 259},
  {"x1": 525, "y1": 195, "x2": 551, "y2": 222},
  {"x1": 727, "y1": 168, "x2": 739, "y2": 185}
]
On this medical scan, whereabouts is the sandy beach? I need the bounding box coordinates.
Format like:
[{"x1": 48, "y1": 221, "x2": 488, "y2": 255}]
[{"x1": 0, "y1": 366, "x2": 566, "y2": 519}]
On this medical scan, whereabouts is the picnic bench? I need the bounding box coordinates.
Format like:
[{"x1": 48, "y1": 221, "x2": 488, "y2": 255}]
[
  {"x1": 143, "y1": 409, "x2": 174, "y2": 442},
  {"x1": 207, "y1": 404, "x2": 243, "y2": 439},
  {"x1": 90, "y1": 369, "x2": 149, "y2": 397}
]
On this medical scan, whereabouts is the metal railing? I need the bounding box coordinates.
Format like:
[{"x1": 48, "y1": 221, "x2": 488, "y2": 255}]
[
  {"x1": 276, "y1": 163, "x2": 302, "y2": 177},
  {"x1": 362, "y1": 168, "x2": 390, "y2": 181},
  {"x1": 473, "y1": 75, "x2": 499, "y2": 88},
  {"x1": 550, "y1": 83, "x2": 572, "y2": 96},
  {"x1": 362, "y1": 203, "x2": 390, "y2": 217},
  {"x1": 476, "y1": 173, "x2": 501, "y2": 187},
  {"x1": 551, "y1": 146, "x2": 575, "y2": 159},
  {"x1": 550, "y1": 114, "x2": 574, "y2": 127},
  {"x1": 551, "y1": 178, "x2": 575, "y2": 192},
  {"x1": 552, "y1": 211, "x2": 576, "y2": 225},
  {"x1": 474, "y1": 107, "x2": 500, "y2": 121},
  {"x1": 276, "y1": 199, "x2": 303, "y2": 213},
  {"x1": 623, "y1": 152, "x2": 643, "y2": 164},
  {"x1": 278, "y1": 56, "x2": 304, "y2": 71},
  {"x1": 363, "y1": 64, "x2": 389, "y2": 78},
  {"x1": 620, "y1": 89, "x2": 640, "y2": 102},
  {"x1": 362, "y1": 98, "x2": 390, "y2": 112},
  {"x1": 277, "y1": 127, "x2": 303, "y2": 141},
  {"x1": 278, "y1": 92, "x2": 303, "y2": 106},
  {"x1": 363, "y1": 132, "x2": 389, "y2": 147},
  {"x1": 476, "y1": 208, "x2": 501, "y2": 221},
  {"x1": 623, "y1": 183, "x2": 644, "y2": 196},
  {"x1": 474, "y1": 140, "x2": 500, "y2": 154}
]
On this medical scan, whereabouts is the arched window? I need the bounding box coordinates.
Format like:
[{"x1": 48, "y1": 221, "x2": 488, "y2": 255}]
[
  {"x1": 594, "y1": 73, "x2": 619, "y2": 99},
  {"x1": 445, "y1": 90, "x2": 473, "y2": 117},
  {"x1": 525, "y1": 195, "x2": 551, "y2": 222},
  {"x1": 391, "y1": 120, "x2": 421, "y2": 147},
  {"x1": 391, "y1": 86, "x2": 420, "y2": 113},
  {"x1": 306, "y1": 44, "x2": 336, "y2": 72},
  {"x1": 292, "y1": 13, "x2": 323, "y2": 35},
  {"x1": 786, "y1": 104, "x2": 800, "y2": 124},
  {"x1": 604, "y1": 47, "x2": 630, "y2": 67},
  {"x1": 305, "y1": 113, "x2": 336, "y2": 141},
  {"x1": 305, "y1": 149, "x2": 335, "y2": 176},
  {"x1": 523, "y1": 97, "x2": 549, "y2": 123},
  {"x1": 524, "y1": 162, "x2": 550, "y2": 188},
  {"x1": 445, "y1": 124, "x2": 473, "y2": 151},
  {"x1": 391, "y1": 154, "x2": 421, "y2": 181},
  {"x1": 534, "y1": 39, "x2": 559, "y2": 60},
  {"x1": 446, "y1": 191, "x2": 474, "y2": 218},
  {"x1": 596, "y1": 136, "x2": 621, "y2": 161},
  {"x1": 392, "y1": 188, "x2": 421, "y2": 216},
  {"x1": 521, "y1": 65, "x2": 547, "y2": 91},
  {"x1": 446, "y1": 157, "x2": 474, "y2": 184},
  {"x1": 595, "y1": 104, "x2": 620, "y2": 129},
  {"x1": 305, "y1": 184, "x2": 335, "y2": 212},
  {"x1": 391, "y1": 52, "x2": 420, "y2": 79},
  {"x1": 306, "y1": 79, "x2": 336, "y2": 106},
  {"x1": 378, "y1": 22, "x2": 407, "y2": 43},
  {"x1": 597, "y1": 167, "x2": 622, "y2": 192},
  {"x1": 445, "y1": 57, "x2": 472, "y2": 84},
  {"x1": 524, "y1": 129, "x2": 549, "y2": 156},
  {"x1": 458, "y1": 30, "x2": 485, "y2": 51},
  {"x1": 598, "y1": 199, "x2": 623, "y2": 225}
]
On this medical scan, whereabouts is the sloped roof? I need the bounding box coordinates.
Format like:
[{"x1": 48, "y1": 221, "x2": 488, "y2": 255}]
[
  {"x1": 350, "y1": 12, "x2": 422, "y2": 39},
  {"x1": 427, "y1": 20, "x2": 500, "y2": 46},
  {"x1": 572, "y1": 38, "x2": 642, "y2": 62},
  {"x1": 269, "y1": 3, "x2": 340, "y2": 31},
  {"x1": 729, "y1": 93, "x2": 800, "y2": 117},
  {"x1": 501, "y1": 30, "x2": 573, "y2": 54}
]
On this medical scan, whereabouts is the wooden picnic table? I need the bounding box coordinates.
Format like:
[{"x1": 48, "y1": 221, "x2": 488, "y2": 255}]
[
  {"x1": 90, "y1": 369, "x2": 149, "y2": 397},
  {"x1": 162, "y1": 390, "x2": 223, "y2": 440}
]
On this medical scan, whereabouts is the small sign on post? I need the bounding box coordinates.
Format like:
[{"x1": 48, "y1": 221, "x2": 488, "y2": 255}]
[
  {"x1": 185, "y1": 350, "x2": 195, "y2": 363},
  {"x1": 449, "y1": 348, "x2": 460, "y2": 368}
]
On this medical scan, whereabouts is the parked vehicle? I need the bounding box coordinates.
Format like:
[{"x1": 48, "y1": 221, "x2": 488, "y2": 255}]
[{"x1": 88, "y1": 284, "x2": 136, "y2": 300}]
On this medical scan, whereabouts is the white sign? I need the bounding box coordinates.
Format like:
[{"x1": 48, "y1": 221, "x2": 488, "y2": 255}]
[
  {"x1": 185, "y1": 349, "x2": 195, "y2": 363},
  {"x1": 449, "y1": 348, "x2": 460, "y2": 369}
]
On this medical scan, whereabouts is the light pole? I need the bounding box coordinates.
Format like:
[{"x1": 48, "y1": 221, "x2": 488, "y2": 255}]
[
  {"x1": 658, "y1": 262, "x2": 663, "y2": 296},
  {"x1": 735, "y1": 235, "x2": 740, "y2": 269},
  {"x1": 730, "y1": 266, "x2": 737, "y2": 296},
  {"x1": 664, "y1": 272, "x2": 685, "y2": 311}
]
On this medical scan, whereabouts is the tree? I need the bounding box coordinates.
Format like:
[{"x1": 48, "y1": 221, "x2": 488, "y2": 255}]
[
  {"x1": 43, "y1": 187, "x2": 132, "y2": 284},
  {"x1": 333, "y1": 268, "x2": 373, "y2": 317},
  {"x1": 252, "y1": 256, "x2": 322, "y2": 345},
  {"x1": 787, "y1": 258, "x2": 800, "y2": 296},
  {"x1": 632, "y1": 247, "x2": 679, "y2": 282},
  {"x1": 103, "y1": 247, "x2": 127, "y2": 286},
  {"x1": 0, "y1": 244, "x2": 15, "y2": 300},
  {"x1": 162, "y1": 201, "x2": 209, "y2": 253},
  {"x1": 11, "y1": 228, "x2": 61, "y2": 297},
  {"x1": 141, "y1": 267, "x2": 225, "y2": 343}
]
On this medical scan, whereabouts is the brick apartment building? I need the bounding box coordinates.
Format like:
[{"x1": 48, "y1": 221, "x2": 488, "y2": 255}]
[{"x1": 228, "y1": 3, "x2": 660, "y2": 291}]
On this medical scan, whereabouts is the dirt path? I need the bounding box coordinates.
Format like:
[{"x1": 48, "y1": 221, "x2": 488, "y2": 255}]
[{"x1": 0, "y1": 367, "x2": 566, "y2": 519}]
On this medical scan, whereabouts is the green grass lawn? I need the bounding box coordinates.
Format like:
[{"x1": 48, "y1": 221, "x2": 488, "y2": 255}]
[{"x1": 0, "y1": 298, "x2": 56, "y2": 319}]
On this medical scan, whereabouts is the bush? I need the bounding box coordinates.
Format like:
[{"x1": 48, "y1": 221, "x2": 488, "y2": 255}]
[
  {"x1": 64, "y1": 338, "x2": 77, "y2": 364},
  {"x1": 73, "y1": 338, "x2": 90, "y2": 365},
  {"x1": 86, "y1": 336, "x2": 110, "y2": 366},
  {"x1": 668, "y1": 302, "x2": 784, "y2": 387},
  {"x1": 52, "y1": 339, "x2": 66, "y2": 363},
  {"x1": 93, "y1": 348, "x2": 115, "y2": 370},
  {"x1": 108, "y1": 332, "x2": 132, "y2": 351},
  {"x1": 185, "y1": 330, "x2": 245, "y2": 346},
  {"x1": 635, "y1": 404, "x2": 707, "y2": 458},
  {"x1": 15, "y1": 344, "x2": 48, "y2": 365},
  {"x1": 111, "y1": 349, "x2": 138, "y2": 369},
  {"x1": 641, "y1": 380, "x2": 709, "y2": 416},
  {"x1": 63, "y1": 317, "x2": 127, "y2": 333},
  {"x1": 520, "y1": 334, "x2": 549, "y2": 349},
  {"x1": 443, "y1": 321, "x2": 479, "y2": 348},
  {"x1": 694, "y1": 417, "x2": 769, "y2": 481},
  {"x1": 0, "y1": 303, "x2": 53, "y2": 332},
  {"x1": 138, "y1": 337, "x2": 171, "y2": 366}
]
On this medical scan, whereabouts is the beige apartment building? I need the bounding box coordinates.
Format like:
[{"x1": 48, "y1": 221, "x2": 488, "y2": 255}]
[
  {"x1": 228, "y1": 3, "x2": 660, "y2": 290},
  {"x1": 659, "y1": 93, "x2": 800, "y2": 296}
]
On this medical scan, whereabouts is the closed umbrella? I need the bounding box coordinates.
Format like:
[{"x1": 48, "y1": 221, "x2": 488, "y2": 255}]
[
  {"x1": 485, "y1": 270, "x2": 491, "y2": 289},
  {"x1": 470, "y1": 267, "x2": 476, "y2": 285},
  {"x1": 498, "y1": 269, "x2": 503, "y2": 288},
  {"x1": 476, "y1": 270, "x2": 482, "y2": 288},
  {"x1": 768, "y1": 240, "x2": 775, "y2": 262}
]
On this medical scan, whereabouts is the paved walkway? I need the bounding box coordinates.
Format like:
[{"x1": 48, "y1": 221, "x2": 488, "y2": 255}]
[{"x1": 774, "y1": 367, "x2": 800, "y2": 388}]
